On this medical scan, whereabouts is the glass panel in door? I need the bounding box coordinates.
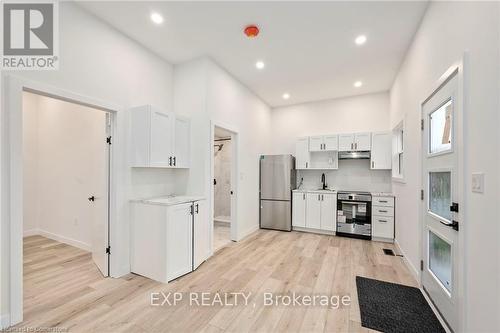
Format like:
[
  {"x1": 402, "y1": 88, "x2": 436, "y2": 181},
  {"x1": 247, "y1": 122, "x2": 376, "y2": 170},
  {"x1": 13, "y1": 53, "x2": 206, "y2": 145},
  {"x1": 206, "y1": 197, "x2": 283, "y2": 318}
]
[
  {"x1": 429, "y1": 99, "x2": 453, "y2": 154},
  {"x1": 429, "y1": 171, "x2": 452, "y2": 221},
  {"x1": 429, "y1": 230, "x2": 452, "y2": 293}
]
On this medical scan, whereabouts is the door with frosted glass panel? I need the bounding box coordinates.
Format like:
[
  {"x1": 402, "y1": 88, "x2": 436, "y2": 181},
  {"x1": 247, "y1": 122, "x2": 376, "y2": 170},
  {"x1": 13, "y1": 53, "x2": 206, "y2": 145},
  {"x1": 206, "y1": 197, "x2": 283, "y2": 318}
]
[{"x1": 421, "y1": 72, "x2": 460, "y2": 332}]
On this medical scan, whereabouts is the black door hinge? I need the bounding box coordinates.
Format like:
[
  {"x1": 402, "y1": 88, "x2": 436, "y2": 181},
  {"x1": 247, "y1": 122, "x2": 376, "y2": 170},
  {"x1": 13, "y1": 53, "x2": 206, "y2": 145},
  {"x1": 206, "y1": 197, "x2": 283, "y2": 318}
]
[
  {"x1": 106, "y1": 136, "x2": 112, "y2": 145},
  {"x1": 420, "y1": 190, "x2": 424, "y2": 201},
  {"x1": 106, "y1": 246, "x2": 111, "y2": 254},
  {"x1": 450, "y1": 202, "x2": 459, "y2": 213},
  {"x1": 420, "y1": 260, "x2": 424, "y2": 271},
  {"x1": 421, "y1": 119, "x2": 424, "y2": 130}
]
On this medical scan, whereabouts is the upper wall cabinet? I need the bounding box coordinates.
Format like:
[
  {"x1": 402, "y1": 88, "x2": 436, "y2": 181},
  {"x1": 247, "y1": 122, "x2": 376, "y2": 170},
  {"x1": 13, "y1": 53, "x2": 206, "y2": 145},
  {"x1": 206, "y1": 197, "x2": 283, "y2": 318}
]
[
  {"x1": 371, "y1": 132, "x2": 392, "y2": 170},
  {"x1": 130, "y1": 105, "x2": 190, "y2": 168},
  {"x1": 338, "y1": 132, "x2": 371, "y2": 151},
  {"x1": 295, "y1": 137, "x2": 311, "y2": 169},
  {"x1": 309, "y1": 135, "x2": 338, "y2": 152}
]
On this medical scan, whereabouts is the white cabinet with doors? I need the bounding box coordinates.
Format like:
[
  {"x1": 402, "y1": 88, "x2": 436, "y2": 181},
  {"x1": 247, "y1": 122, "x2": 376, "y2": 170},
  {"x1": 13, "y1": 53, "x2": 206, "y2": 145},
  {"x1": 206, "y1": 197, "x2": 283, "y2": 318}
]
[
  {"x1": 293, "y1": 190, "x2": 337, "y2": 233},
  {"x1": 130, "y1": 105, "x2": 190, "y2": 168},
  {"x1": 338, "y1": 132, "x2": 371, "y2": 151},
  {"x1": 371, "y1": 132, "x2": 392, "y2": 170},
  {"x1": 131, "y1": 197, "x2": 208, "y2": 283},
  {"x1": 295, "y1": 137, "x2": 311, "y2": 169},
  {"x1": 371, "y1": 195, "x2": 395, "y2": 242},
  {"x1": 292, "y1": 192, "x2": 306, "y2": 228},
  {"x1": 309, "y1": 135, "x2": 338, "y2": 152}
]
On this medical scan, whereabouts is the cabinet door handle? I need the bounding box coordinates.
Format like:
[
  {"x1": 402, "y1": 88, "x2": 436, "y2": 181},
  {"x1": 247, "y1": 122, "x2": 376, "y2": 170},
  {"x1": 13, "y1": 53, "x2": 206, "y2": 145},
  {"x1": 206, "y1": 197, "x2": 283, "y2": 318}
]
[
  {"x1": 303, "y1": 193, "x2": 305, "y2": 200},
  {"x1": 351, "y1": 143, "x2": 353, "y2": 150},
  {"x1": 379, "y1": 210, "x2": 388, "y2": 213},
  {"x1": 372, "y1": 161, "x2": 374, "y2": 168},
  {"x1": 173, "y1": 156, "x2": 176, "y2": 166},
  {"x1": 379, "y1": 219, "x2": 387, "y2": 223},
  {"x1": 318, "y1": 194, "x2": 320, "y2": 201},
  {"x1": 195, "y1": 203, "x2": 199, "y2": 214},
  {"x1": 355, "y1": 143, "x2": 358, "y2": 150},
  {"x1": 168, "y1": 156, "x2": 172, "y2": 166},
  {"x1": 306, "y1": 162, "x2": 308, "y2": 168},
  {"x1": 379, "y1": 200, "x2": 388, "y2": 203},
  {"x1": 321, "y1": 194, "x2": 324, "y2": 201}
]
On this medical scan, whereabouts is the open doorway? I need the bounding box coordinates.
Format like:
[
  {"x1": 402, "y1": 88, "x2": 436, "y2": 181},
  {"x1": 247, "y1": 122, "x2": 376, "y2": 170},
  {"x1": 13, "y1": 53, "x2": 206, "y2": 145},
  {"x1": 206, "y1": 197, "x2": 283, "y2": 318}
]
[
  {"x1": 22, "y1": 89, "x2": 111, "y2": 300},
  {"x1": 212, "y1": 125, "x2": 237, "y2": 251}
]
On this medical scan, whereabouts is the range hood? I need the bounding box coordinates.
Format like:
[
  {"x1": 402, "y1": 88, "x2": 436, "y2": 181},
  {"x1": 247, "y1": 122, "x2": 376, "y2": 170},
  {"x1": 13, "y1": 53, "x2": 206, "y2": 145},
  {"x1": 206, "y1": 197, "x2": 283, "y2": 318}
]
[{"x1": 338, "y1": 151, "x2": 371, "y2": 160}]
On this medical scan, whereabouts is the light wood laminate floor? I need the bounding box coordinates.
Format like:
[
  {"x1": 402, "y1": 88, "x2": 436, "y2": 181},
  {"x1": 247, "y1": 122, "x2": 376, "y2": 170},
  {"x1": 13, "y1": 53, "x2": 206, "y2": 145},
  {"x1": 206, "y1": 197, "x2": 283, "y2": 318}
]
[{"x1": 18, "y1": 231, "x2": 417, "y2": 332}]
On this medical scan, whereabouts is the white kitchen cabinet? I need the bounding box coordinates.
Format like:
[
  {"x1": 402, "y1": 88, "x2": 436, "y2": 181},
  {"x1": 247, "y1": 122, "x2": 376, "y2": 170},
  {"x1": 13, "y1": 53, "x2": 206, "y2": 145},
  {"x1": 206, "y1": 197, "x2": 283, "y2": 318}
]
[
  {"x1": 306, "y1": 193, "x2": 321, "y2": 229},
  {"x1": 371, "y1": 132, "x2": 392, "y2": 170},
  {"x1": 131, "y1": 198, "x2": 209, "y2": 283},
  {"x1": 338, "y1": 134, "x2": 355, "y2": 151},
  {"x1": 371, "y1": 196, "x2": 395, "y2": 242},
  {"x1": 130, "y1": 105, "x2": 190, "y2": 168},
  {"x1": 338, "y1": 132, "x2": 371, "y2": 151},
  {"x1": 295, "y1": 137, "x2": 311, "y2": 169},
  {"x1": 292, "y1": 192, "x2": 307, "y2": 227},
  {"x1": 309, "y1": 136, "x2": 324, "y2": 152},
  {"x1": 166, "y1": 202, "x2": 193, "y2": 281},
  {"x1": 355, "y1": 133, "x2": 371, "y2": 151},
  {"x1": 320, "y1": 194, "x2": 336, "y2": 231},
  {"x1": 324, "y1": 135, "x2": 339, "y2": 151},
  {"x1": 309, "y1": 135, "x2": 338, "y2": 152},
  {"x1": 173, "y1": 116, "x2": 191, "y2": 168},
  {"x1": 193, "y1": 200, "x2": 210, "y2": 269}
]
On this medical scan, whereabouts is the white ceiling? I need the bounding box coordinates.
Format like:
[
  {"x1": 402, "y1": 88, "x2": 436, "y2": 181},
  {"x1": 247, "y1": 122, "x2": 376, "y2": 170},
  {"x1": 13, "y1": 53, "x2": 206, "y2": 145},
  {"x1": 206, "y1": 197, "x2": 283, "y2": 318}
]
[{"x1": 78, "y1": 1, "x2": 428, "y2": 107}]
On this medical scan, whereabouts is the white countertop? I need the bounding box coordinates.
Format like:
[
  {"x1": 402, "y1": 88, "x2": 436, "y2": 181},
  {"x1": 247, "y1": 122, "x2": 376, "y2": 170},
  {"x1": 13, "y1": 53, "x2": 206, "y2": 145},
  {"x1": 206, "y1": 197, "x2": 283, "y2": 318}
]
[
  {"x1": 371, "y1": 192, "x2": 395, "y2": 197},
  {"x1": 293, "y1": 189, "x2": 337, "y2": 193},
  {"x1": 131, "y1": 195, "x2": 205, "y2": 206}
]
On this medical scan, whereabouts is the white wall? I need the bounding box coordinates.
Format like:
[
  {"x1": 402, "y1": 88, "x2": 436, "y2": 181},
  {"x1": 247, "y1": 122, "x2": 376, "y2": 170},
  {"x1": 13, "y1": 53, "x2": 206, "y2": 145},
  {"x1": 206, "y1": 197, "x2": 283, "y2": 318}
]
[
  {"x1": 298, "y1": 160, "x2": 392, "y2": 193},
  {"x1": 174, "y1": 58, "x2": 272, "y2": 239},
  {"x1": 1, "y1": 2, "x2": 177, "y2": 323},
  {"x1": 23, "y1": 92, "x2": 108, "y2": 251},
  {"x1": 271, "y1": 92, "x2": 390, "y2": 154},
  {"x1": 271, "y1": 92, "x2": 392, "y2": 192},
  {"x1": 389, "y1": 2, "x2": 500, "y2": 331}
]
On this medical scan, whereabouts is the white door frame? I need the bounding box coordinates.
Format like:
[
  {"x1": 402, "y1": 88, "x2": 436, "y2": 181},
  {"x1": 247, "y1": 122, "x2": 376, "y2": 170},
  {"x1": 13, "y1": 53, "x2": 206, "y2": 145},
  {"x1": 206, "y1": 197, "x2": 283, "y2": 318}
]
[
  {"x1": 210, "y1": 121, "x2": 239, "y2": 250},
  {"x1": 2, "y1": 75, "x2": 122, "y2": 326},
  {"x1": 419, "y1": 56, "x2": 467, "y2": 332}
]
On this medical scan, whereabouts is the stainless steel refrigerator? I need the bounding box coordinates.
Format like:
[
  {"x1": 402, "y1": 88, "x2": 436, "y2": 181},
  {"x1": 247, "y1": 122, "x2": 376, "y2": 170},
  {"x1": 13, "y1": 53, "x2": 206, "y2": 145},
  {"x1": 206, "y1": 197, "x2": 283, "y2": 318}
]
[{"x1": 259, "y1": 155, "x2": 296, "y2": 231}]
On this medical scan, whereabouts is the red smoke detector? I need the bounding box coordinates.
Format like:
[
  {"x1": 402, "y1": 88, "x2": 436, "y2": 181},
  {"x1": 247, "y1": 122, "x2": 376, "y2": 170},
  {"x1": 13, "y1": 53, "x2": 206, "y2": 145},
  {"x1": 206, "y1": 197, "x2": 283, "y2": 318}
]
[{"x1": 244, "y1": 25, "x2": 260, "y2": 38}]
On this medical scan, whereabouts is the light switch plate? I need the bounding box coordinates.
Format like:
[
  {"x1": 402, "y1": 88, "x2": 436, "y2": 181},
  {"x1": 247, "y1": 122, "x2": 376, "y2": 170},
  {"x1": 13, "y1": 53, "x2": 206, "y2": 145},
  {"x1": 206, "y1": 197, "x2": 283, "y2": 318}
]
[{"x1": 471, "y1": 172, "x2": 484, "y2": 193}]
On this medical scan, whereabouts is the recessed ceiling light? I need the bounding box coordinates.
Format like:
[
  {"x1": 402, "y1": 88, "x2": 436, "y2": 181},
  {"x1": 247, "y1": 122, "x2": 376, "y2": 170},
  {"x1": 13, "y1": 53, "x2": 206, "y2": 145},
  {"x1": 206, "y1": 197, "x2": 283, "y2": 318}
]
[
  {"x1": 355, "y1": 35, "x2": 367, "y2": 45},
  {"x1": 150, "y1": 12, "x2": 164, "y2": 25},
  {"x1": 282, "y1": 93, "x2": 290, "y2": 100},
  {"x1": 255, "y1": 61, "x2": 265, "y2": 70},
  {"x1": 354, "y1": 81, "x2": 363, "y2": 88}
]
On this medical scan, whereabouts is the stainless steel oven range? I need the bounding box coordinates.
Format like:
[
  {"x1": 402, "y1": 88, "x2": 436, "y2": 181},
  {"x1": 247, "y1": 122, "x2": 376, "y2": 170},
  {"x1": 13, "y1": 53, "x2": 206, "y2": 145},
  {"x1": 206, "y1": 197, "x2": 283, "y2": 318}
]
[{"x1": 336, "y1": 191, "x2": 372, "y2": 240}]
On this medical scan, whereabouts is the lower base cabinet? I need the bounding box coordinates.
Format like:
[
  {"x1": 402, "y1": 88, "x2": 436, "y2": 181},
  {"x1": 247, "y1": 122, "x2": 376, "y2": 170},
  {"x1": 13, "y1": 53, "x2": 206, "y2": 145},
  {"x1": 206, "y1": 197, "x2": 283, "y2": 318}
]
[
  {"x1": 131, "y1": 199, "x2": 210, "y2": 283},
  {"x1": 292, "y1": 191, "x2": 337, "y2": 233},
  {"x1": 371, "y1": 196, "x2": 395, "y2": 242}
]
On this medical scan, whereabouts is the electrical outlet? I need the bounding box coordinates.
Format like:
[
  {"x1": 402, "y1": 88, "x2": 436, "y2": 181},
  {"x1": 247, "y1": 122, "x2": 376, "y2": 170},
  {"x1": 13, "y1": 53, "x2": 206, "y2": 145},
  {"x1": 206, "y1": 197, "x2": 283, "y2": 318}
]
[{"x1": 471, "y1": 172, "x2": 484, "y2": 193}]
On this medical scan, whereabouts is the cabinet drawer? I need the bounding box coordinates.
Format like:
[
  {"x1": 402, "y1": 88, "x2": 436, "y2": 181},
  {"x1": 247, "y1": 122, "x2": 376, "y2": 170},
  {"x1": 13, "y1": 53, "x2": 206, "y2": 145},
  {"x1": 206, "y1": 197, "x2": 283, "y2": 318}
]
[
  {"x1": 372, "y1": 216, "x2": 394, "y2": 239},
  {"x1": 373, "y1": 197, "x2": 394, "y2": 207},
  {"x1": 372, "y1": 206, "x2": 394, "y2": 217}
]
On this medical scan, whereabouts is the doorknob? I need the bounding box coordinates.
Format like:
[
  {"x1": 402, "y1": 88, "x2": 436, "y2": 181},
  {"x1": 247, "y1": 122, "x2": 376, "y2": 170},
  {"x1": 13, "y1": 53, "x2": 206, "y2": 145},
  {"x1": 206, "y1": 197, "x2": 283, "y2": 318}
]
[{"x1": 88, "y1": 196, "x2": 95, "y2": 202}]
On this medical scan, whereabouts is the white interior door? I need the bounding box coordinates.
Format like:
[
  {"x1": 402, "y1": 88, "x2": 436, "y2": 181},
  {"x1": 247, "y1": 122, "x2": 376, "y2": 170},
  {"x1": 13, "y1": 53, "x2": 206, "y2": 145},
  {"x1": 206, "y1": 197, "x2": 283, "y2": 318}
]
[
  {"x1": 91, "y1": 112, "x2": 111, "y2": 277},
  {"x1": 422, "y1": 72, "x2": 460, "y2": 332}
]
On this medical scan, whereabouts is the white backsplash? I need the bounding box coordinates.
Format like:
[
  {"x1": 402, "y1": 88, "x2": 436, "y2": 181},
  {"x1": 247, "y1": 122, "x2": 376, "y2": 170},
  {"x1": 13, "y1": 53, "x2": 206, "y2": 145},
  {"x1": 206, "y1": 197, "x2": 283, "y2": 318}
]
[{"x1": 297, "y1": 159, "x2": 392, "y2": 192}]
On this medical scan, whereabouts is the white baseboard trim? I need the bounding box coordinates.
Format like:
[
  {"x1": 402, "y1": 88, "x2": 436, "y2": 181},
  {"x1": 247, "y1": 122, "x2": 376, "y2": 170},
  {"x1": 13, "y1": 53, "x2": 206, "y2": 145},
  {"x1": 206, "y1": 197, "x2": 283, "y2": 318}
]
[
  {"x1": 23, "y1": 229, "x2": 91, "y2": 252},
  {"x1": 237, "y1": 225, "x2": 260, "y2": 241},
  {"x1": 394, "y1": 238, "x2": 420, "y2": 283},
  {"x1": 292, "y1": 226, "x2": 335, "y2": 236},
  {"x1": 0, "y1": 313, "x2": 11, "y2": 329},
  {"x1": 23, "y1": 229, "x2": 39, "y2": 237}
]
